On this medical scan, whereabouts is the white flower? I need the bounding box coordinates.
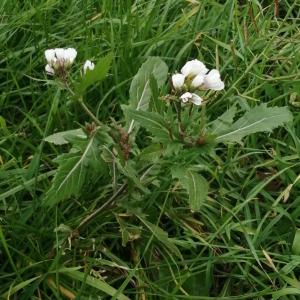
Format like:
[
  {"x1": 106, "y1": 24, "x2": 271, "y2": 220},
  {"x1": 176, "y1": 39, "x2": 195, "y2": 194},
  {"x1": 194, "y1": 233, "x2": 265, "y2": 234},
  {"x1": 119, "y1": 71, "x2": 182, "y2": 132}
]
[
  {"x1": 83, "y1": 60, "x2": 95, "y2": 74},
  {"x1": 191, "y1": 74, "x2": 204, "y2": 88},
  {"x1": 203, "y1": 69, "x2": 224, "y2": 91},
  {"x1": 45, "y1": 64, "x2": 55, "y2": 75},
  {"x1": 180, "y1": 92, "x2": 202, "y2": 106},
  {"x1": 181, "y1": 59, "x2": 208, "y2": 77},
  {"x1": 172, "y1": 73, "x2": 185, "y2": 90},
  {"x1": 44, "y1": 48, "x2": 77, "y2": 73}
]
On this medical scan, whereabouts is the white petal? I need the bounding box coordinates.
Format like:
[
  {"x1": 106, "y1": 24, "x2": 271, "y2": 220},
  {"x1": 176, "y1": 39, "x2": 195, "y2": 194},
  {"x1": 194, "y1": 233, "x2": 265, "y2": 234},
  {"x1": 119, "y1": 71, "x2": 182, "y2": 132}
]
[
  {"x1": 66, "y1": 48, "x2": 77, "y2": 63},
  {"x1": 208, "y1": 69, "x2": 220, "y2": 78},
  {"x1": 180, "y1": 92, "x2": 192, "y2": 103},
  {"x1": 45, "y1": 64, "x2": 55, "y2": 75},
  {"x1": 45, "y1": 49, "x2": 55, "y2": 63},
  {"x1": 83, "y1": 60, "x2": 95, "y2": 73},
  {"x1": 172, "y1": 73, "x2": 185, "y2": 90},
  {"x1": 181, "y1": 59, "x2": 208, "y2": 77},
  {"x1": 203, "y1": 69, "x2": 225, "y2": 91},
  {"x1": 54, "y1": 48, "x2": 65, "y2": 60},
  {"x1": 191, "y1": 93, "x2": 202, "y2": 106},
  {"x1": 191, "y1": 74, "x2": 204, "y2": 88}
]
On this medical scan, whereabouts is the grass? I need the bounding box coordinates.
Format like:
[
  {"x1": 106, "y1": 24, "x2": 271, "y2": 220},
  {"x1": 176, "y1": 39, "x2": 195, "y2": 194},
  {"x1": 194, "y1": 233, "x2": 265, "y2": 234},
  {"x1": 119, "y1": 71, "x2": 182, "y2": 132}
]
[{"x1": 1, "y1": 0, "x2": 300, "y2": 299}]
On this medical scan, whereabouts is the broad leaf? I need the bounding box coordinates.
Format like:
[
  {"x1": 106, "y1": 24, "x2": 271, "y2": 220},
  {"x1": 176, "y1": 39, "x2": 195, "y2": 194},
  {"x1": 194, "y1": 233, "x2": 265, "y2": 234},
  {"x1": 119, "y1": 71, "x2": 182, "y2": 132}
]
[
  {"x1": 44, "y1": 128, "x2": 86, "y2": 145},
  {"x1": 76, "y1": 52, "x2": 113, "y2": 95},
  {"x1": 172, "y1": 168, "x2": 209, "y2": 211},
  {"x1": 216, "y1": 104, "x2": 293, "y2": 143},
  {"x1": 209, "y1": 104, "x2": 237, "y2": 135},
  {"x1": 43, "y1": 136, "x2": 101, "y2": 206},
  {"x1": 126, "y1": 109, "x2": 171, "y2": 141},
  {"x1": 124, "y1": 57, "x2": 168, "y2": 133}
]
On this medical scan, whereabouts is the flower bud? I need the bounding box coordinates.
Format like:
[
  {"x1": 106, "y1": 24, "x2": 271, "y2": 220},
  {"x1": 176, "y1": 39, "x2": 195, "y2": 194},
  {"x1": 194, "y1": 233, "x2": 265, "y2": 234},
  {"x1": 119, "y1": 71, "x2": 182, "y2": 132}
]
[
  {"x1": 191, "y1": 74, "x2": 204, "y2": 89},
  {"x1": 203, "y1": 69, "x2": 224, "y2": 91},
  {"x1": 83, "y1": 60, "x2": 95, "y2": 74},
  {"x1": 172, "y1": 73, "x2": 185, "y2": 90},
  {"x1": 181, "y1": 59, "x2": 208, "y2": 77}
]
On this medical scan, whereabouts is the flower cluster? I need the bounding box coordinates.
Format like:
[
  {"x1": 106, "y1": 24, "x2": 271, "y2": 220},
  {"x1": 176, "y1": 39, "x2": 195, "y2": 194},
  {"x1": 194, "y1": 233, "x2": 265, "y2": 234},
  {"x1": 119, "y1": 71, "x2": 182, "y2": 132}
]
[
  {"x1": 44, "y1": 47, "x2": 96, "y2": 77},
  {"x1": 171, "y1": 59, "x2": 225, "y2": 106},
  {"x1": 45, "y1": 48, "x2": 77, "y2": 75}
]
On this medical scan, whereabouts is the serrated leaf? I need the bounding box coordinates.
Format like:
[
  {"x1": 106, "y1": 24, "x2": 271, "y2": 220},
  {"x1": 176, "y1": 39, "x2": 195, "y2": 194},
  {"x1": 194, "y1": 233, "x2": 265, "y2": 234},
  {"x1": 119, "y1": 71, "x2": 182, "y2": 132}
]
[
  {"x1": 216, "y1": 104, "x2": 293, "y2": 143},
  {"x1": 76, "y1": 52, "x2": 113, "y2": 95},
  {"x1": 43, "y1": 136, "x2": 101, "y2": 206},
  {"x1": 126, "y1": 109, "x2": 171, "y2": 141},
  {"x1": 115, "y1": 159, "x2": 149, "y2": 193},
  {"x1": 210, "y1": 104, "x2": 237, "y2": 135},
  {"x1": 172, "y1": 169, "x2": 209, "y2": 211},
  {"x1": 44, "y1": 128, "x2": 86, "y2": 145},
  {"x1": 125, "y1": 57, "x2": 168, "y2": 133}
]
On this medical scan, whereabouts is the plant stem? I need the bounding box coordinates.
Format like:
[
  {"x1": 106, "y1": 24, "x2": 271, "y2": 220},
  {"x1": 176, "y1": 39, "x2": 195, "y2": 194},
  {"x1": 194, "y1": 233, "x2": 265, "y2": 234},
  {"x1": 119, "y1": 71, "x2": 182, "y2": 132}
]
[
  {"x1": 64, "y1": 81, "x2": 102, "y2": 126},
  {"x1": 79, "y1": 99, "x2": 102, "y2": 126},
  {"x1": 176, "y1": 101, "x2": 184, "y2": 141},
  {"x1": 200, "y1": 102, "x2": 206, "y2": 135},
  {"x1": 75, "y1": 183, "x2": 127, "y2": 231}
]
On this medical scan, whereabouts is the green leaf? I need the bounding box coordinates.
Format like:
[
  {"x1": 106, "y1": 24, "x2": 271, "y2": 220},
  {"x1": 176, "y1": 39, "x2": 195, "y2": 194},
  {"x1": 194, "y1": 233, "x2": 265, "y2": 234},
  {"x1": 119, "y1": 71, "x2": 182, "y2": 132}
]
[
  {"x1": 43, "y1": 135, "x2": 101, "y2": 206},
  {"x1": 115, "y1": 159, "x2": 149, "y2": 193},
  {"x1": 137, "y1": 216, "x2": 182, "y2": 259},
  {"x1": 216, "y1": 104, "x2": 293, "y2": 143},
  {"x1": 116, "y1": 216, "x2": 141, "y2": 247},
  {"x1": 44, "y1": 128, "x2": 86, "y2": 145},
  {"x1": 124, "y1": 57, "x2": 168, "y2": 132},
  {"x1": 1, "y1": 276, "x2": 41, "y2": 299},
  {"x1": 292, "y1": 229, "x2": 300, "y2": 255},
  {"x1": 126, "y1": 109, "x2": 171, "y2": 141},
  {"x1": 172, "y1": 169, "x2": 209, "y2": 211},
  {"x1": 209, "y1": 104, "x2": 237, "y2": 135},
  {"x1": 60, "y1": 269, "x2": 130, "y2": 300},
  {"x1": 76, "y1": 52, "x2": 113, "y2": 95}
]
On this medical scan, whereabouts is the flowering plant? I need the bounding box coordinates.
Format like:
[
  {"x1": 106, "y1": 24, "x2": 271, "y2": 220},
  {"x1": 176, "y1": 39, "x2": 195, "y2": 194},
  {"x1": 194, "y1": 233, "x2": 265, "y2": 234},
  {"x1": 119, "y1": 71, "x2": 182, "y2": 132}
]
[{"x1": 43, "y1": 53, "x2": 292, "y2": 213}]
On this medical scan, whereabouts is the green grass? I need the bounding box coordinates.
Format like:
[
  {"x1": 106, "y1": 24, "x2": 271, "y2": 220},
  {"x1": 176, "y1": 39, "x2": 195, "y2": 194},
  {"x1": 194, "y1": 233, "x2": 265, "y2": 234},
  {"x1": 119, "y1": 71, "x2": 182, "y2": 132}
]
[{"x1": 1, "y1": 0, "x2": 300, "y2": 299}]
